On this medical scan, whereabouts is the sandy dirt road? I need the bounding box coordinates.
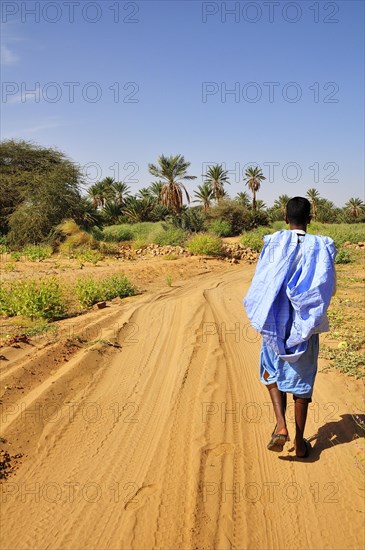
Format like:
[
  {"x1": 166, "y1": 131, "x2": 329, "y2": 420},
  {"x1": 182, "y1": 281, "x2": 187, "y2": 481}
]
[{"x1": 0, "y1": 265, "x2": 364, "y2": 550}]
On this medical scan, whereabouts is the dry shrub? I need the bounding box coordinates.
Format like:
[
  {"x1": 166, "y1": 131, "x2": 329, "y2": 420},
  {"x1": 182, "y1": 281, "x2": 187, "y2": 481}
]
[{"x1": 57, "y1": 219, "x2": 97, "y2": 254}]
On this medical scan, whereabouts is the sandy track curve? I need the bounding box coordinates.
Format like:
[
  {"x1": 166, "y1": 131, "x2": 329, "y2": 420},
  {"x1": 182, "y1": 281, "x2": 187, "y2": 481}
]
[{"x1": 0, "y1": 266, "x2": 364, "y2": 550}]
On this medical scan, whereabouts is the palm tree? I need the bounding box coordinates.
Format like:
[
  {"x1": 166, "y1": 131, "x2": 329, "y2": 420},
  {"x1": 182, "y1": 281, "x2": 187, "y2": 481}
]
[
  {"x1": 256, "y1": 199, "x2": 267, "y2": 211},
  {"x1": 77, "y1": 198, "x2": 104, "y2": 229},
  {"x1": 274, "y1": 194, "x2": 291, "y2": 220},
  {"x1": 235, "y1": 191, "x2": 251, "y2": 208},
  {"x1": 203, "y1": 164, "x2": 230, "y2": 202},
  {"x1": 103, "y1": 201, "x2": 122, "y2": 225},
  {"x1": 112, "y1": 181, "x2": 130, "y2": 205},
  {"x1": 86, "y1": 182, "x2": 107, "y2": 209},
  {"x1": 136, "y1": 187, "x2": 152, "y2": 200},
  {"x1": 345, "y1": 197, "x2": 365, "y2": 219},
  {"x1": 306, "y1": 188, "x2": 320, "y2": 221},
  {"x1": 123, "y1": 197, "x2": 155, "y2": 223},
  {"x1": 148, "y1": 181, "x2": 164, "y2": 203},
  {"x1": 171, "y1": 206, "x2": 206, "y2": 232},
  {"x1": 87, "y1": 184, "x2": 101, "y2": 209},
  {"x1": 317, "y1": 198, "x2": 337, "y2": 223},
  {"x1": 193, "y1": 182, "x2": 214, "y2": 211},
  {"x1": 243, "y1": 167, "x2": 266, "y2": 212},
  {"x1": 102, "y1": 177, "x2": 115, "y2": 187},
  {"x1": 87, "y1": 179, "x2": 115, "y2": 209},
  {"x1": 148, "y1": 154, "x2": 196, "y2": 214}
]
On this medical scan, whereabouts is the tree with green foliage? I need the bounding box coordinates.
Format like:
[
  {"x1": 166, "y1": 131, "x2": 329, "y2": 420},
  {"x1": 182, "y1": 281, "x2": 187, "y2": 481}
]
[
  {"x1": 193, "y1": 182, "x2": 215, "y2": 211},
  {"x1": 148, "y1": 154, "x2": 196, "y2": 214},
  {"x1": 203, "y1": 164, "x2": 230, "y2": 202},
  {"x1": 103, "y1": 201, "x2": 122, "y2": 225},
  {"x1": 0, "y1": 139, "x2": 86, "y2": 245},
  {"x1": 207, "y1": 199, "x2": 251, "y2": 235},
  {"x1": 316, "y1": 198, "x2": 339, "y2": 223},
  {"x1": 77, "y1": 198, "x2": 104, "y2": 229},
  {"x1": 122, "y1": 196, "x2": 156, "y2": 223},
  {"x1": 306, "y1": 188, "x2": 320, "y2": 221},
  {"x1": 255, "y1": 199, "x2": 267, "y2": 211},
  {"x1": 87, "y1": 178, "x2": 115, "y2": 209},
  {"x1": 136, "y1": 187, "x2": 153, "y2": 200},
  {"x1": 273, "y1": 194, "x2": 291, "y2": 220},
  {"x1": 112, "y1": 181, "x2": 130, "y2": 205},
  {"x1": 243, "y1": 166, "x2": 266, "y2": 212},
  {"x1": 345, "y1": 197, "x2": 365, "y2": 220},
  {"x1": 235, "y1": 191, "x2": 251, "y2": 208},
  {"x1": 150, "y1": 203, "x2": 170, "y2": 222},
  {"x1": 87, "y1": 182, "x2": 104, "y2": 209},
  {"x1": 148, "y1": 181, "x2": 164, "y2": 203},
  {"x1": 170, "y1": 206, "x2": 206, "y2": 233}
]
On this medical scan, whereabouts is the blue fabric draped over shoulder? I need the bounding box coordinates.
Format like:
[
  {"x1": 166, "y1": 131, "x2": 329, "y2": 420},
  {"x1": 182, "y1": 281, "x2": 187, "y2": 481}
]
[{"x1": 243, "y1": 230, "x2": 337, "y2": 362}]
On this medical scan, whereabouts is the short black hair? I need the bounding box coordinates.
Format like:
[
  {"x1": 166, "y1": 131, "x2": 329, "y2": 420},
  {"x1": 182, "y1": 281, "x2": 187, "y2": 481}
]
[{"x1": 286, "y1": 197, "x2": 311, "y2": 224}]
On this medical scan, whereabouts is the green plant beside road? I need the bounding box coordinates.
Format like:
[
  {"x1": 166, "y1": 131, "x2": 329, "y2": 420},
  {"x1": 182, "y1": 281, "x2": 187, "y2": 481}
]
[
  {"x1": 75, "y1": 275, "x2": 136, "y2": 308},
  {"x1": 186, "y1": 234, "x2": 223, "y2": 256}
]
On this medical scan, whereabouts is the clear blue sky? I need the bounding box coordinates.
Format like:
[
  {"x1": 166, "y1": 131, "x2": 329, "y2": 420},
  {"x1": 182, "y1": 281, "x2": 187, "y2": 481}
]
[{"x1": 1, "y1": 0, "x2": 364, "y2": 206}]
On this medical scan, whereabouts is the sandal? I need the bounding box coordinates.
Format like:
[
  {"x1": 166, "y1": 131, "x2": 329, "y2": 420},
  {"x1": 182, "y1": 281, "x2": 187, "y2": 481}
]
[{"x1": 267, "y1": 424, "x2": 289, "y2": 452}]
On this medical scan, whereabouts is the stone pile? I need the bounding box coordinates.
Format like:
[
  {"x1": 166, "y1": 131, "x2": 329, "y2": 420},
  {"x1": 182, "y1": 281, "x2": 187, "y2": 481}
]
[
  {"x1": 222, "y1": 243, "x2": 259, "y2": 264},
  {"x1": 123, "y1": 242, "x2": 259, "y2": 263},
  {"x1": 117, "y1": 244, "x2": 135, "y2": 260},
  {"x1": 134, "y1": 244, "x2": 192, "y2": 257},
  {"x1": 342, "y1": 241, "x2": 365, "y2": 249}
]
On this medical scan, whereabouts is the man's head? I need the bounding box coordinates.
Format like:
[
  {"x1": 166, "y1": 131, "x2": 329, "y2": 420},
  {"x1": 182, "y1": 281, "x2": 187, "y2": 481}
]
[{"x1": 285, "y1": 197, "x2": 311, "y2": 229}]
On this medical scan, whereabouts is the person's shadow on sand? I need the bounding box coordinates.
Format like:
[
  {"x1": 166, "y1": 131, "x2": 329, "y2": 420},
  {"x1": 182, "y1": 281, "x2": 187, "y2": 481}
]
[{"x1": 279, "y1": 414, "x2": 365, "y2": 463}]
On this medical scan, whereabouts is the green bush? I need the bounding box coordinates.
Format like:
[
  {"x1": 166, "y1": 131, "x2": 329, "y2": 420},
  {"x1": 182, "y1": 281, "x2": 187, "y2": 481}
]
[
  {"x1": 23, "y1": 244, "x2": 53, "y2": 261},
  {"x1": 207, "y1": 200, "x2": 249, "y2": 235},
  {"x1": 208, "y1": 219, "x2": 232, "y2": 237},
  {"x1": 75, "y1": 274, "x2": 136, "y2": 308},
  {"x1": 171, "y1": 207, "x2": 206, "y2": 233},
  {"x1": 103, "y1": 275, "x2": 136, "y2": 301},
  {"x1": 321, "y1": 345, "x2": 365, "y2": 378},
  {"x1": 74, "y1": 278, "x2": 101, "y2": 308},
  {"x1": 271, "y1": 220, "x2": 286, "y2": 231},
  {"x1": 102, "y1": 222, "x2": 164, "y2": 243},
  {"x1": 245, "y1": 209, "x2": 270, "y2": 229},
  {"x1": 102, "y1": 225, "x2": 134, "y2": 242},
  {"x1": 240, "y1": 232, "x2": 264, "y2": 252},
  {"x1": 153, "y1": 226, "x2": 187, "y2": 246},
  {"x1": 132, "y1": 222, "x2": 164, "y2": 241},
  {"x1": 335, "y1": 249, "x2": 352, "y2": 264},
  {"x1": 238, "y1": 226, "x2": 275, "y2": 252},
  {"x1": 0, "y1": 277, "x2": 66, "y2": 319},
  {"x1": 252, "y1": 226, "x2": 274, "y2": 238},
  {"x1": 308, "y1": 223, "x2": 365, "y2": 247},
  {"x1": 187, "y1": 234, "x2": 223, "y2": 256},
  {"x1": 90, "y1": 226, "x2": 104, "y2": 241}
]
